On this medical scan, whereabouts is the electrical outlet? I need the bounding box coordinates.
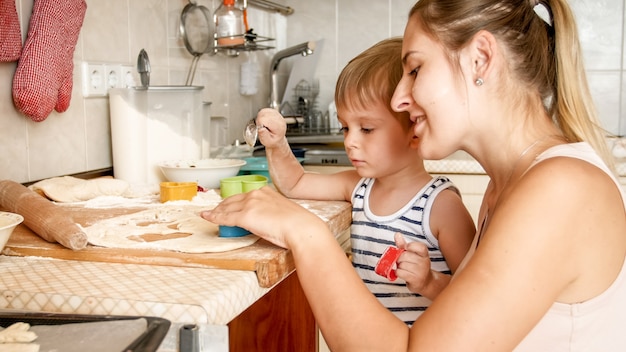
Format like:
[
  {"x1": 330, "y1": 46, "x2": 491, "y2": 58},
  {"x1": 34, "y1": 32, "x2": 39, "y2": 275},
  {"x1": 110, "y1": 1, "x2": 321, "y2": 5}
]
[
  {"x1": 119, "y1": 65, "x2": 136, "y2": 88},
  {"x1": 81, "y1": 62, "x2": 106, "y2": 97},
  {"x1": 104, "y1": 64, "x2": 122, "y2": 91}
]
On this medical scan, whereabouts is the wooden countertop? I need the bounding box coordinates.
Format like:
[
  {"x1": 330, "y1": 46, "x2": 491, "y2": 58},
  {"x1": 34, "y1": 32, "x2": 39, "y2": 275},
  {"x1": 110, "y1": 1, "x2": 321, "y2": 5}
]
[
  {"x1": 3, "y1": 198, "x2": 351, "y2": 288},
  {"x1": 0, "y1": 195, "x2": 352, "y2": 348}
]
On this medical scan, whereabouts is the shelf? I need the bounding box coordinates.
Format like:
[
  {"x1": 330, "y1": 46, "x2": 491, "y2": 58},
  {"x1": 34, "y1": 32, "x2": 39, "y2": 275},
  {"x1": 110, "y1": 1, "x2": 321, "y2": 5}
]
[{"x1": 213, "y1": 32, "x2": 275, "y2": 55}]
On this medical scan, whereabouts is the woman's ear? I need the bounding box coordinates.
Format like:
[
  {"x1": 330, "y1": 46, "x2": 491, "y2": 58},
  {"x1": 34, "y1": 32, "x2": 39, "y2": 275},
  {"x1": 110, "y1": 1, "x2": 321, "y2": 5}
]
[{"x1": 466, "y1": 30, "x2": 498, "y2": 82}]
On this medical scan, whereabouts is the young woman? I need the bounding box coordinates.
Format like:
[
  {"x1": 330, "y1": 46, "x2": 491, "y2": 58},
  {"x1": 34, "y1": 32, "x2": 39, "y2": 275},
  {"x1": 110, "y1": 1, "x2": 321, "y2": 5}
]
[{"x1": 202, "y1": 0, "x2": 626, "y2": 350}]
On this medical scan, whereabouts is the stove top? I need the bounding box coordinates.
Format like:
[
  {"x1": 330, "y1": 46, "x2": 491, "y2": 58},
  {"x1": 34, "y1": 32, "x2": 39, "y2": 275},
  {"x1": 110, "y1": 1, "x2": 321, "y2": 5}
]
[
  {"x1": 303, "y1": 148, "x2": 351, "y2": 166},
  {"x1": 254, "y1": 140, "x2": 352, "y2": 166}
]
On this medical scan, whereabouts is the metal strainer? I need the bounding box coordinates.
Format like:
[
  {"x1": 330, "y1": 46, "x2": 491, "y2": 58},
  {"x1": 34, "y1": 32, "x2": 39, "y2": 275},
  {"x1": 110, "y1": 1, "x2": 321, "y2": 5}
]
[{"x1": 180, "y1": 0, "x2": 214, "y2": 85}]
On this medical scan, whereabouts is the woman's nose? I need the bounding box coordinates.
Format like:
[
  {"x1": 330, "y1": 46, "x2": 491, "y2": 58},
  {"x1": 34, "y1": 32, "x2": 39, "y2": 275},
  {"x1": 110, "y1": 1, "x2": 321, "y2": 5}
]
[{"x1": 391, "y1": 77, "x2": 412, "y2": 114}]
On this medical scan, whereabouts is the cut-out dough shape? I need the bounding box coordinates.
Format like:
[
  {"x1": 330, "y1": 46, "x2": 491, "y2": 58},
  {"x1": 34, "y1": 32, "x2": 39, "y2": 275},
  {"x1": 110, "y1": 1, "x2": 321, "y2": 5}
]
[{"x1": 82, "y1": 206, "x2": 259, "y2": 253}]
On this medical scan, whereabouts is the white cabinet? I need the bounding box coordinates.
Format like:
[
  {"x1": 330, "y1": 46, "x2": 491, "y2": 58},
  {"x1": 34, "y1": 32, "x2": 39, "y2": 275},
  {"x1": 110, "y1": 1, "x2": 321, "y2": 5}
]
[{"x1": 437, "y1": 174, "x2": 488, "y2": 224}]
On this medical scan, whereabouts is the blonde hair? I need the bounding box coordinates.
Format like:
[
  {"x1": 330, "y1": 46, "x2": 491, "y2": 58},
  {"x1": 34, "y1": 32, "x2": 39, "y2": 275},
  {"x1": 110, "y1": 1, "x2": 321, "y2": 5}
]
[
  {"x1": 409, "y1": 0, "x2": 615, "y2": 170},
  {"x1": 335, "y1": 37, "x2": 408, "y2": 124}
]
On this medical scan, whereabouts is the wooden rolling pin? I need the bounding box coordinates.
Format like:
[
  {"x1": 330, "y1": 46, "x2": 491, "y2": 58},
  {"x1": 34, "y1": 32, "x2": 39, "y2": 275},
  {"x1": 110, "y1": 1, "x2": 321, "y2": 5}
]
[{"x1": 0, "y1": 180, "x2": 87, "y2": 250}]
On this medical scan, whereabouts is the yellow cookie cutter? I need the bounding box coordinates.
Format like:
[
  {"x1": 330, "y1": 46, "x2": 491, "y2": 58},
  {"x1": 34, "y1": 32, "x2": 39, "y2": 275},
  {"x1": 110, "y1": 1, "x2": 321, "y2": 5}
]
[{"x1": 159, "y1": 182, "x2": 198, "y2": 203}]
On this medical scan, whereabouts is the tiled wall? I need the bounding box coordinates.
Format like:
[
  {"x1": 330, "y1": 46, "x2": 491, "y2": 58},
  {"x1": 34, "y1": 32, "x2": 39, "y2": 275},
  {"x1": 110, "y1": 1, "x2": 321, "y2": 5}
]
[{"x1": 0, "y1": 0, "x2": 623, "y2": 184}]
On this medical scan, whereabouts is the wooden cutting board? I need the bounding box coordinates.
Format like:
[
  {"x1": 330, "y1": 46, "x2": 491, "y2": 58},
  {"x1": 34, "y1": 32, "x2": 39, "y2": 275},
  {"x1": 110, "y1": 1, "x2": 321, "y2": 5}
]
[{"x1": 2, "y1": 201, "x2": 351, "y2": 288}]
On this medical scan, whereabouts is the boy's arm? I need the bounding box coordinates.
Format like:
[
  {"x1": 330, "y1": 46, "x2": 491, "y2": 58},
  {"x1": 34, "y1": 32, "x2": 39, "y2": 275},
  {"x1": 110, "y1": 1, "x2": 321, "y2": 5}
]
[
  {"x1": 431, "y1": 189, "x2": 476, "y2": 272},
  {"x1": 257, "y1": 108, "x2": 360, "y2": 201}
]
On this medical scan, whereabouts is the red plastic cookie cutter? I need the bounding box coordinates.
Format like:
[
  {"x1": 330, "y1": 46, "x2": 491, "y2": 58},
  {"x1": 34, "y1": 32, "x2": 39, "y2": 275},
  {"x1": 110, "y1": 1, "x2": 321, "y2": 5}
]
[{"x1": 375, "y1": 246, "x2": 406, "y2": 281}]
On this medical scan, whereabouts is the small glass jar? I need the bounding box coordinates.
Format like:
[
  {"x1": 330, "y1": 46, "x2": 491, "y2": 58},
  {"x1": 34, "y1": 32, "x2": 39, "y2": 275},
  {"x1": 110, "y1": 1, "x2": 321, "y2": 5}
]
[{"x1": 214, "y1": 0, "x2": 245, "y2": 46}]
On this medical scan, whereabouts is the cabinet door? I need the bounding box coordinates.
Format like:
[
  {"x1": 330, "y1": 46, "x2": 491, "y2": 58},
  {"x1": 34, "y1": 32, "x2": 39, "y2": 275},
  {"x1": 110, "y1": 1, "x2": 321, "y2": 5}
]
[
  {"x1": 441, "y1": 174, "x2": 489, "y2": 224},
  {"x1": 228, "y1": 272, "x2": 317, "y2": 352}
]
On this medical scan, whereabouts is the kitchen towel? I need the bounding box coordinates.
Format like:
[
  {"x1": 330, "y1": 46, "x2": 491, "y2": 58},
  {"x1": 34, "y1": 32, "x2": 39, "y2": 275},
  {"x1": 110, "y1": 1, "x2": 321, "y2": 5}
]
[
  {"x1": 0, "y1": 0, "x2": 22, "y2": 62},
  {"x1": 12, "y1": 0, "x2": 87, "y2": 122}
]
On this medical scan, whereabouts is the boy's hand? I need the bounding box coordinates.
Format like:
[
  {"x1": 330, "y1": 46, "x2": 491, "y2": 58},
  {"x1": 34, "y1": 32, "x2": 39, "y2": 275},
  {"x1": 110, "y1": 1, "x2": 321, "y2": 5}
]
[
  {"x1": 256, "y1": 108, "x2": 287, "y2": 149},
  {"x1": 394, "y1": 232, "x2": 435, "y2": 294}
]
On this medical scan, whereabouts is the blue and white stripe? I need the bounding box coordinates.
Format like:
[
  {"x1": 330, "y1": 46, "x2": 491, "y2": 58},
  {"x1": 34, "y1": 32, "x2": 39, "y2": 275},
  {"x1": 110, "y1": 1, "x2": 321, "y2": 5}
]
[{"x1": 350, "y1": 176, "x2": 456, "y2": 326}]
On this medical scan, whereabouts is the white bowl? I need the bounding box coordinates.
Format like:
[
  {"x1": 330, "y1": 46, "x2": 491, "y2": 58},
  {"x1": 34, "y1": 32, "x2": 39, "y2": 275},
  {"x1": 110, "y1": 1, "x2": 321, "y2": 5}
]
[
  {"x1": 159, "y1": 158, "x2": 247, "y2": 189},
  {"x1": 0, "y1": 211, "x2": 24, "y2": 252}
]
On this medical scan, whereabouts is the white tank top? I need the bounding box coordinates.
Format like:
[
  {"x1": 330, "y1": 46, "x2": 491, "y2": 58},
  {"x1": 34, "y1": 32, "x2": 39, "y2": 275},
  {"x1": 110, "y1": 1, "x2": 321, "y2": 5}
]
[{"x1": 460, "y1": 143, "x2": 626, "y2": 351}]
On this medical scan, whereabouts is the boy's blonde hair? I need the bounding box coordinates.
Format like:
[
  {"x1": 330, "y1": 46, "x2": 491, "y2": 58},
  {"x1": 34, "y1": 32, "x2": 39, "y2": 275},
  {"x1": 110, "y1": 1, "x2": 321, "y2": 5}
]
[{"x1": 334, "y1": 37, "x2": 407, "y2": 122}]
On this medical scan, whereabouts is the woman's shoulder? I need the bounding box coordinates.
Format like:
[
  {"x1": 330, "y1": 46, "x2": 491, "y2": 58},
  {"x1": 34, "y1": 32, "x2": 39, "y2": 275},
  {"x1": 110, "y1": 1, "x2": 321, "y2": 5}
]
[
  {"x1": 525, "y1": 143, "x2": 619, "y2": 199},
  {"x1": 535, "y1": 142, "x2": 609, "y2": 172},
  {"x1": 532, "y1": 142, "x2": 622, "y2": 195}
]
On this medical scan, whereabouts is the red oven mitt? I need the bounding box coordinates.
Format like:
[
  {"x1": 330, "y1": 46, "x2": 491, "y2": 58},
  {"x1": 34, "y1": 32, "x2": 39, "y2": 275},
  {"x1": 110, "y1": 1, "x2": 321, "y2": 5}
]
[
  {"x1": 375, "y1": 246, "x2": 406, "y2": 281},
  {"x1": 0, "y1": 0, "x2": 22, "y2": 62},
  {"x1": 12, "y1": 0, "x2": 87, "y2": 122}
]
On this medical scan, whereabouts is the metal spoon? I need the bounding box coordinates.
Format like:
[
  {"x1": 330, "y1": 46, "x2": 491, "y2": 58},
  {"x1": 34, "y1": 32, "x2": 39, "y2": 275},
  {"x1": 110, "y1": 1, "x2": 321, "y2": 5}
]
[{"x1": 243, "y1": 119, "x2": 266, "y2": 147}]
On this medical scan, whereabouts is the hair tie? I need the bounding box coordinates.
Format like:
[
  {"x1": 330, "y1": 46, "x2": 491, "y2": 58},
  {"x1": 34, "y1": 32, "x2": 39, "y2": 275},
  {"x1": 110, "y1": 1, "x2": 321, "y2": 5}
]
[{"x1": 533, "y1": 1, "x2": 553, "y2": 27}]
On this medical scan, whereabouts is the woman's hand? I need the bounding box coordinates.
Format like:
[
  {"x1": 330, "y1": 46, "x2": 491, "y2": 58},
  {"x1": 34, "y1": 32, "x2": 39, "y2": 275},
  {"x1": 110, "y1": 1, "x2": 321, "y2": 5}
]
[
  {"x1": 201, "y1": 187, "x2": 326, "y2": 249},
  {"x1": 256, "y1": 108, "x2": 287, "y2": 149}
]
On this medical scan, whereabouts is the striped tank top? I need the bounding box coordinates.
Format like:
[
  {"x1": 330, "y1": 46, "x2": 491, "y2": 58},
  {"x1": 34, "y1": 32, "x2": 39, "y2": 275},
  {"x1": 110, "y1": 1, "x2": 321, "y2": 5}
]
[{"x1": 350, "y1": 176, "x2": 457, "y2": 325}]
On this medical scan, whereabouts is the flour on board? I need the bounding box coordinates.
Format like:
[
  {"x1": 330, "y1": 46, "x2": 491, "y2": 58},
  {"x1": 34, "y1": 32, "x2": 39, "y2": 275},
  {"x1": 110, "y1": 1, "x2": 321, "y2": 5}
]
[{"x1": 81, "y1": 205, "x2": 259, "y2": 253}]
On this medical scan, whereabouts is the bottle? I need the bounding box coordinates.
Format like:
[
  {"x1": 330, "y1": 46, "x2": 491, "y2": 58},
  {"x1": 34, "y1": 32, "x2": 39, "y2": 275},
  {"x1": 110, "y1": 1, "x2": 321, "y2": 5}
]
[{"x1": 214, "y1": 0, "x2": 245, "y2": 46}]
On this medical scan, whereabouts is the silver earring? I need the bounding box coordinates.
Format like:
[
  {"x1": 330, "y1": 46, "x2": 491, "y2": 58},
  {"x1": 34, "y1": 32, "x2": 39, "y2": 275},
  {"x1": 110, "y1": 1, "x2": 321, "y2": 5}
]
[{"x1": 475, "y1": 78, "x2": 484, "y2": 86}]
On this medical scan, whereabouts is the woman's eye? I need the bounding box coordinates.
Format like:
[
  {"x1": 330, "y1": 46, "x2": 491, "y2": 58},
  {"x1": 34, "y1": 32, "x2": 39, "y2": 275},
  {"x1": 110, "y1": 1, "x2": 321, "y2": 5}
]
[
  {"x1": 361, "y1": 128, "x2": 373, "y2": 134},
  {"x1": 408, "y1": 66, "x2": 420, "y2": 77},
  {"x1": 339, "y1": 126, "x2": 348, "y2": 133}
]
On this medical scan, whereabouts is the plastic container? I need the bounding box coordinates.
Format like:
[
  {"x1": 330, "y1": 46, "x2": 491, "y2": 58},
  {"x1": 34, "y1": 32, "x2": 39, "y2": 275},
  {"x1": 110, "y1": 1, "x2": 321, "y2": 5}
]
[
  {"x1": 214, "y1": 0, "x2": 245, "y2": 46},
  {"x1": 218, "y1": 174, "x2": 268, "y2": 237},
  {"x1": 109, "y1": 86, "x2": 206, "y2": 186},
  {"x1": 220, "y1": 174, "x2": 268, "y2": 198}
]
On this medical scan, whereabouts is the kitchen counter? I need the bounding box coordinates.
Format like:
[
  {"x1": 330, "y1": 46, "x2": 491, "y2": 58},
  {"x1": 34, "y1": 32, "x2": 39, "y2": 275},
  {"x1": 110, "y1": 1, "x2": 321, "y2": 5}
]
[
  {"x1": 422, "y1": 150, "x2": 626, "y2": 177},
  {"x1": 298, "y1": 143, "x2": 626, "y2": 177},
  {"x1": 0, "y1": 257, "x2": 258, "y2": 350},
  {"x1": 0, "y1": 195, "x2": 352, "y2": 351}
]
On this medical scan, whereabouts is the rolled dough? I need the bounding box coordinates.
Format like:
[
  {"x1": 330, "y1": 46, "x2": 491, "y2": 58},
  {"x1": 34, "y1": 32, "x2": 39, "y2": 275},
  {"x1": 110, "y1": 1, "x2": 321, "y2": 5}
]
[
  {"x1": 29, "y1": 176, "x2": 131, "y2": 202},
  {"x1": 81, "y1": 205, "x2": 259, "y2": 253}
]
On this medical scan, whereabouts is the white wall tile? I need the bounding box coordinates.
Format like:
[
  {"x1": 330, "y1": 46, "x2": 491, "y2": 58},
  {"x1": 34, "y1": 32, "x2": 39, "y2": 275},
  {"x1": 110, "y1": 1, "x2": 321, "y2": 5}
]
[
  {"x1": 337, "y1": 0, "x2": 389, "y2": 70},
  {"x1": 571, "y1": 0, "x2": 623, "y2": 70},
  {"x1": 391, "y1": 0, "x2": 415, "y2": 37},
  {"x1": 82, "y1": 0, "x2": 130, "y2": 63},
  {"x1": 84, "y1": 98, "x2": 113, "y2": 170},
  {"x1": 0, "y1": 64, "x2": 29, "y2": 182},
  {"x1": 588, "y1": 71, "x2": 621, "y2": 135},
  {"x1": 27, "y1": 111, "x2": 87, "y2": 182}
]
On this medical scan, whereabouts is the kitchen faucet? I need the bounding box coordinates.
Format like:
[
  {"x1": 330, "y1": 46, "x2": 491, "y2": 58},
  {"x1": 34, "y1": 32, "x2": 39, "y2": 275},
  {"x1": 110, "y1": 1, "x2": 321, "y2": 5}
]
[{"x1": 269, "y1": 41, "x2": 316, "y2": 110}]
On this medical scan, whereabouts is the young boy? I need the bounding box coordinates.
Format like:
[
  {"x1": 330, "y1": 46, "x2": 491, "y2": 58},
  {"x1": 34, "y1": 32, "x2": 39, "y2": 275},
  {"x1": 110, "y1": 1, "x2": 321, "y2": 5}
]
[{"x1": 255, "y1": 38, "x2": 475, "y2": 325}]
